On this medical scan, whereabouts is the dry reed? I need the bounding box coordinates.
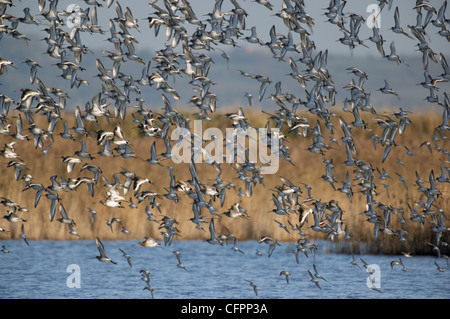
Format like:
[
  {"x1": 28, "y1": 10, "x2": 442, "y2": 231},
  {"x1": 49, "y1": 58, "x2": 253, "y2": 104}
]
[{"x1": 0, "y1": 106, "x2": 448, "y2": 256}]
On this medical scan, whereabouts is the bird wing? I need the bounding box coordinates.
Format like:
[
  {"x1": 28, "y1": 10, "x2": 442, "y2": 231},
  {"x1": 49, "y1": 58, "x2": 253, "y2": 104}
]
[
  {"x1": 268, "y1": 243, "x2": 277, "y2": 257},
  {"x1": 150, "y1": 141, "x2": 157, "y2": 160},
  {"x1": 59, "y1": 203, "x2": 69, "y2": 219},
  {"x1": 96, "y1": 237, "x2": 107, "y2": 257},
  {"x1": 75, "y1": 106, "x2": 84, "y2": 128},
  {"x1": 209, "y1": 218, "x2": 217, "y2": 239}
]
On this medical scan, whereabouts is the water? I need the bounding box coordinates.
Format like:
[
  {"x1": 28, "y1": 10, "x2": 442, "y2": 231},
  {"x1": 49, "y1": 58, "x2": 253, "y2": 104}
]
[{"x1": 0, "y1": 239, "x2": 449, "y2": 299}]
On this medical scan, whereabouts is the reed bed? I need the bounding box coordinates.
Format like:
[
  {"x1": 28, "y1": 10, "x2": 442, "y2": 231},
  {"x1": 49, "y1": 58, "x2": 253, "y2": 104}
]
[{"x1": 0, "y1": 106, "x2": 448, "y2": 256}]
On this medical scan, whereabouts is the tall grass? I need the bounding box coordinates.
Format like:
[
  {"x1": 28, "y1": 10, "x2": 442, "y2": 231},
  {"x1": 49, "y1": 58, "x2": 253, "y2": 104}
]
[{"x1": 0, "y1": 106, "x2": 448, "y2": 256}]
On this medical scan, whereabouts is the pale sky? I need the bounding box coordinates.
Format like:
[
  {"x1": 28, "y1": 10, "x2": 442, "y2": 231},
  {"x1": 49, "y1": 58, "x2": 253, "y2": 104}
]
[
  {"x1": 1, "y1": 0, "x2": 448, "y2": 110},
  {"x1": 5, "y1": 0, "x2": 449, "y2": 55}
]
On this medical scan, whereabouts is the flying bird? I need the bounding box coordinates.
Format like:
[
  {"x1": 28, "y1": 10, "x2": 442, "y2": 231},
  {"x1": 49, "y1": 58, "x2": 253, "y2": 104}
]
[{"x1": 95, "y1": 238, "x2": 117, "y2": 264}]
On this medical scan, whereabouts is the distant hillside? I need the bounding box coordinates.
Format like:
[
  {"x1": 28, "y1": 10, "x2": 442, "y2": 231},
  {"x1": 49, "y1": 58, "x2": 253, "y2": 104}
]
[{"x1": 0, "y1": 34, "x2": 444, "y2": 114}]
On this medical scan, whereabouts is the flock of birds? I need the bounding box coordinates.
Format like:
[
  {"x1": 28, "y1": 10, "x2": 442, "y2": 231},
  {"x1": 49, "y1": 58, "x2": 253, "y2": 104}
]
[{"x1": 0, "y1": 0, "x2": 449, "y2": 298}]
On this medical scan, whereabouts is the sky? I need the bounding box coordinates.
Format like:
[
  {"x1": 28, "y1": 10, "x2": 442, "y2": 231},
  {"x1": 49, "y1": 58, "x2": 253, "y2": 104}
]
[
  {"x1": 5, "y1": 0, "x2": 449, "y2": 55},
  {"x1": 0, "y1": 0, "x2": 448, "y2": 111}
]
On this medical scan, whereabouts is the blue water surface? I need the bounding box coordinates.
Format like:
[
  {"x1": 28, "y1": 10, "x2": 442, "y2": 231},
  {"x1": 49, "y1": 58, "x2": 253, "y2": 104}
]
[{"x1": 0, "y1": 239, "x2": 448, "y2": 299}]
